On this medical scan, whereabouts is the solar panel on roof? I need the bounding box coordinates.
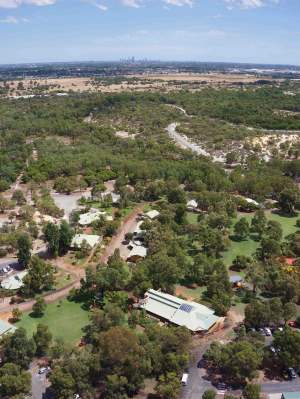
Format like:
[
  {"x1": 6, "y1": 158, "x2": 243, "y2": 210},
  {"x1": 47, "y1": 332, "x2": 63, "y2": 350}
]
[{"x1": 179, "y1": 303, "x2": 194, "y2": 313}]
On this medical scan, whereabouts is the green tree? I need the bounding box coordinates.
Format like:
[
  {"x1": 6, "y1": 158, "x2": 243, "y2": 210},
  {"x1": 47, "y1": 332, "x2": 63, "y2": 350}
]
[
  {"x1": 11, "y1": 307, "x2": 22, "y2": 322},
  {"x1": 0, "y1": 363, "x2": 31, "y2": 397},
  {"x1": 174, "y1": 204, "x2": 187, "y2": 225},
  {"x1": 273, "y1": 327, "x2": 300, "y2": 368},
  {"x1": 245, "y1": 261, "x2": 264, "y2": 293},
  {"x1": 232, "y1": 255, "x2": 252, "y2": 271},
  {"x1": 49, "y1": 367, "x2": 76, "y2": 399},
  {"x1": 17, "y1": 233, "x2": 32, "y2": 267},
  {"x1": 283, "y1": 302, "x2": 297, "y2": 324},
  {"x1": 265, "y1": 220, "x2": 283, "y2": 242},
  {"x1": 234, "y1": 217, "x2": 250, "y2": 241},
  {"x1": 258, "y1": 237, "x2": 281, "y2": 260},
  {"x1": 143, "y1": 251, "x2": 182, "y2": 293},
  {"x1": 12, "y1": 189, "x2": 26, "y2": 205},
  {"x1": 155, "y1": 372, "x2": 181, "y2": 399},
  {"x1": 99, "y1": 326, "x2": 150, "y2": 395},
  {"x1": 2, "y1": 327, "x2": 36, "y2": 368},
  {"x1": 59, "y1": 220, "x2": 74, "y2": 256},
  {"x1": 202, "y1": 390, "x2": 216, "y2": 399},
  {"x1": 245, "y1": 300, "x2": 270, "y2": 328},
  {"x1": 278, "y1": 187, "x2": 299, "y2": 215},
  {"x1": 167, "y1": 187, "x2": 186, "y2": 204},
  {"x1": 243, "y1": 383, "x2": 261, "y2": 399},
  {"x1": 205, "y1": 341, "x2": 262, "y2": 385},
  {"x1": 104, "y1": 374, "x2": 128, "y2": 399},
  {"x1": 44, "y1": 222, "x2": 60, "y2": 257},
  {"x1": 33, "y1": 324, "x2": 52, "y2": 356},
  {"x1": 22, "y1": 256, "x2": 55, "y2": 296},
  {"x1": 251, "y1": 209, "x2": 267, "y2": 238},
  {"x1": 32, "y1": 296, "x2": 47, "y2": 317}
]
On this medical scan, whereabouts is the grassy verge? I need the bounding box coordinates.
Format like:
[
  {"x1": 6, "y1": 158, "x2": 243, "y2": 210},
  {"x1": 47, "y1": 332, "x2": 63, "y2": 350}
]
[{"x1": 16, "y1": 299, "x2": 89, "y2": 344}]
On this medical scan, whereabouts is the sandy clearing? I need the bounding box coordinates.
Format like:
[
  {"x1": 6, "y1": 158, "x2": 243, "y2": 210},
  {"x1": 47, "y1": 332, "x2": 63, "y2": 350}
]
[
  {"x1": 136, "y1": 72, "x2": 278, "y2": 83},
  {"x1": 115, "y1": 130, "x2": 136, "y2": 139},
  {"x1": 51, "y1": 189, "x2": 91, "y2": 221}
]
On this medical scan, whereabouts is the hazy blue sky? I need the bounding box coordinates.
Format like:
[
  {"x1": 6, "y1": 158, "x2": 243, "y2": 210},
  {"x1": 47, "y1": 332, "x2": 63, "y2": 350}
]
[{"x1": 0, "y1": 0, "x2": 299, "y2": 65}]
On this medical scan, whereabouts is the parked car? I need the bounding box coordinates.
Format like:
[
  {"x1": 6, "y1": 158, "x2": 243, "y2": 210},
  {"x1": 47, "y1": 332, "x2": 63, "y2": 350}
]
[
  {"x1": 181, "y1": 373, "x2": 189, "y2": 386},
  {"x1": 288, "y1": 320, "x2": 298, "y2": 328},
  {"x1": 217, "y1": 382, "x2": 227, "y2": 391},
  {"x1": 38, "y1": 366, "x2": 50, "y2": 375},
  {"x1": 287, "y1": 367, "x2": 297, "y2": 379},
  {"x1": 264, "y1": 327, "x2": 272, "y2": 336}
]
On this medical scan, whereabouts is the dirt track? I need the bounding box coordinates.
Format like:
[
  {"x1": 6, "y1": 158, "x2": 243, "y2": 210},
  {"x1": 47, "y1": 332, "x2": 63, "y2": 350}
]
[{"x1": 100, "y1": 204, "x2": 145, "y2": 263}]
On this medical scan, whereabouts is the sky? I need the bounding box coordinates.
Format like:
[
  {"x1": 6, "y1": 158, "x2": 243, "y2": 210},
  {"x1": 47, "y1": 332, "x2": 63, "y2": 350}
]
[{"x1": 0, "y1": 0, "x2": 299, "y2": 65}]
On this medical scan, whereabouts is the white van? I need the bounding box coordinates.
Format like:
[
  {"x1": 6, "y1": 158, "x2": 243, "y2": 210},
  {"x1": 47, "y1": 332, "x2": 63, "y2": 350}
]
[{"x1": 181, "y1": 373, "x2": 189, "y2": 386}]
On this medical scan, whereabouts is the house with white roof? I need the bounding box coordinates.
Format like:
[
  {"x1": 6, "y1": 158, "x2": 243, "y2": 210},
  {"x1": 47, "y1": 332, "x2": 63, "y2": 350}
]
[
  {"x1": 71, "y1": 234, "x2": 102, "y2": 249},
  {"x1": 140, "y1": 289, "x2": 221, "y2": 333},
  {"x1": 100, "y1": 192, "x2": 121, "y2": 205},
  {"x1": 144, "y1": 210, "x2": 160, "y2": 220},
  {"x1": 187, "y1": 199, "x2": 198, "y2": 212},
  {"x1": 0, "y1": 320, "x2": 17, "y2": 337},
  {"x1": 126, "y1": 244, "x2": 148, "y2": 263},
  {"x1": 79, "y1": 209, "x2": 113, "y2": 226},
  {"x1": 1, "y1": 270, "x2": 28, "y2": 290},
  {"x1": 133, "y1": 221, "x2": 146, "y2": 238}
]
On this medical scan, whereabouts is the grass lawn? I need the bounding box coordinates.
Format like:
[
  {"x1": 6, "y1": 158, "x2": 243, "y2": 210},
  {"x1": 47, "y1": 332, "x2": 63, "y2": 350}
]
[
  {"x1": 222, "y1": 211, "x2": 299, "y2": 267},
  {"x1": 55, "y1": 271, "x2": 74, "y2": 289},
  {"x1": 16, "y1": 299, "x2": 90, "y2": 344},
  {"x1": 186, "y1": 212, "x2": 198, "y2": 224}
]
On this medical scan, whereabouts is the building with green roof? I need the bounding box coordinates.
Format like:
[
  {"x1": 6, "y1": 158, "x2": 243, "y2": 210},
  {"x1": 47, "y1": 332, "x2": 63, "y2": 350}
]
[
  {"x1": 282, "y1": 392, "x2": 300, "y2": 399},
  {"x1": 0, "y1": 319, "x2": 17, "y2": 337},
  {"x1": 140, "y1": 289, "x2": 221, "y2": 333}
]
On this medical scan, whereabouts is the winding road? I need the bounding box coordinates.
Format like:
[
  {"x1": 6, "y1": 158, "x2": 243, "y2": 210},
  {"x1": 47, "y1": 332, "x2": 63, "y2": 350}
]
[{"x1": 166, "y1": 122, "x2": 225, "y2": 163}]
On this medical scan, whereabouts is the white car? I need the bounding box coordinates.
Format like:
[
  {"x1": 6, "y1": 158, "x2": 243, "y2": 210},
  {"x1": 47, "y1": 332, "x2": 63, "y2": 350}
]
[
  {"x1": 264, "y1": 327, "x2": 272, "y2": 336},
  {"x1": 38, "y1": 366, "x2": 50, "y2": 375}
]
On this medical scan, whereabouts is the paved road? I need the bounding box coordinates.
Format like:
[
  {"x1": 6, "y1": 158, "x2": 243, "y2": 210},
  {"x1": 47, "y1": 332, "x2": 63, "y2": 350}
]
[
  {"x1": 30, "y1": 362, "x2": 53, "y2": 399},
  {"x1": 261, "y1": 379, "x2": 300, "y2": 394},
  {"x1": 166, "y1": 123, "x2": 225, "y2": 163},
  {"x1": 181, "y1": 343, "x2": 214, "y2": 399}
]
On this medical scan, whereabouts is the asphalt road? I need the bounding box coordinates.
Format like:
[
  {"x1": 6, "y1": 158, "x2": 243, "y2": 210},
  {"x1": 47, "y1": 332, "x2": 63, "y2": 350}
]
[
  {"x1": 261, "y1": 379, "x2": 300, "y2": 394},
  {"x1": 166, "y1": 123, "x2": 225, "y2": 163},
  {"x1": 181, "y1": 343, "x2": 214, "y2": 399},
  {"x1": 30, "y1": 362, "x2": 51, "y2": 399}
]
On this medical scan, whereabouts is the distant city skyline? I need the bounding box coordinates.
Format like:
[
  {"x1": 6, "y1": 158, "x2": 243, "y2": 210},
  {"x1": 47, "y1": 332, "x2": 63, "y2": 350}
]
[{"x1": 0, "y1": 0, "x2": 299, "y2": 65}]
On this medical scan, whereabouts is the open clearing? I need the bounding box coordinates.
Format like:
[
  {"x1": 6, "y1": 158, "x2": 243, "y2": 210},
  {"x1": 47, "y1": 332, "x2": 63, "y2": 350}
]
[
  {"x1": 16, "y1": 299, "x2": 89, "y2": 344},
  {"x1": 138, "y1": 72, "x2": 278, "y2": 83}
]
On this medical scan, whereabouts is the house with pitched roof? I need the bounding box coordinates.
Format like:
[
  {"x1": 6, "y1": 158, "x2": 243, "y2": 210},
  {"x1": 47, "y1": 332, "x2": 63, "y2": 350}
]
[{"x1": 140, "y1": 289, "x2": 221, "y2": 333}]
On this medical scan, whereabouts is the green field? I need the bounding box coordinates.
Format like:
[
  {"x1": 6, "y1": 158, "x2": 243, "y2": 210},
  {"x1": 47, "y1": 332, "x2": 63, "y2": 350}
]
[
  {"x1": 222, "y1": 211, "x2": 299, "y2": 267},
  {"x1": 16, "y1": 299, "x2": 90, "y2": 344}
]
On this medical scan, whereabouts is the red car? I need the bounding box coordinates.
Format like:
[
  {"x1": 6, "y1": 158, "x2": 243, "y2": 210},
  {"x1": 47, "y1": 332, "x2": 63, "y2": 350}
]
[{"x1": 288, "y1": 320, "x2": 298, "y2": 328}]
